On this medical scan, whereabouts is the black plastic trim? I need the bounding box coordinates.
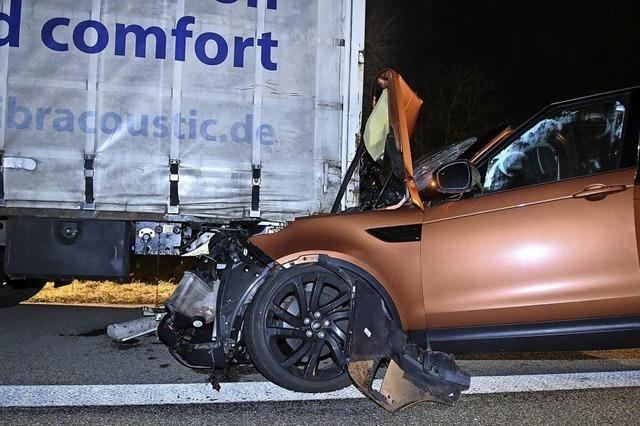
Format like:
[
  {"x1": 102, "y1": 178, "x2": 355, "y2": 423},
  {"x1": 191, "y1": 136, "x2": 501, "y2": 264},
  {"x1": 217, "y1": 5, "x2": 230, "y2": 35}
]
[
  {"x1": 411, "y1": 315, "x2": 640, "y2": 354},
  {"x1": 170, "y1": 162, "x2": 180, "y2": 207},
  {"x1": 630, "y1": 91, "x2": 640, "y2": 184},
  {"x1": 320, "y1": 256, "x2": 402, "y2": 329},
  {"x1": 251, "y1": 166, "x2": 261, "y2": 213},
  {"x1": 367, "y1": 224, "x2": 422, "y2": 243},
  {"x1": 0, "y1": 152, "x2": 4, "y2": 202},
  {"x1": 243, "y1": 237, "x2": 275, "y2": 266},
  {"x1": 84, "y1": 158, "x2": 94, "y2": 205},
  {"x1": 332, "y1": 143, "x2": 366, "y2": 213}
]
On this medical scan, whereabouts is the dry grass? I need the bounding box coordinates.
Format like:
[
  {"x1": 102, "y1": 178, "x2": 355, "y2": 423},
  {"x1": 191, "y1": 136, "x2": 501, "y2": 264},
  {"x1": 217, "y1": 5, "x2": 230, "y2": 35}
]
[{"x1": 28, "y1": 280, "x2": 177, "y2": 306}]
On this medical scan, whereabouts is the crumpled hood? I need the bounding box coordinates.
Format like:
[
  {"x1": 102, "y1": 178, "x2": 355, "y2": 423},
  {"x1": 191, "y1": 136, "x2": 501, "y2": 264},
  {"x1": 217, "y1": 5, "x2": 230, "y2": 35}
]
[{"x1": 374, "y1": 69, "x2": 424, "y2": 210}]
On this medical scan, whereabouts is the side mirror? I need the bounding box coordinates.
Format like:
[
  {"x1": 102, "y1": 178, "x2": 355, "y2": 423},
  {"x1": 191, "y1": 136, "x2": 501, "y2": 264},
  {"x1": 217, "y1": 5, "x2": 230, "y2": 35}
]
[{"x1": 433, "y1": 160, "x2": 481, "y2": 194}]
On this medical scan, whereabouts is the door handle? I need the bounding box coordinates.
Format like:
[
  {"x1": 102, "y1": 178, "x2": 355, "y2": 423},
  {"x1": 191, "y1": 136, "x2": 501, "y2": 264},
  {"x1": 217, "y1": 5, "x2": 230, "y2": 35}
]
[{"x1": 572, "y1": 184, "x2": 628, "y2": 201}]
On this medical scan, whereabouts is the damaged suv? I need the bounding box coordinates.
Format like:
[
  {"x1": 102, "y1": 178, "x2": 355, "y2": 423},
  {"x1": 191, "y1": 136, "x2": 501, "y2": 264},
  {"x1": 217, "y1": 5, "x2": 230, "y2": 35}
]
[{"x1": 159, "y1": 70, "x2": 640, "y2": 411}]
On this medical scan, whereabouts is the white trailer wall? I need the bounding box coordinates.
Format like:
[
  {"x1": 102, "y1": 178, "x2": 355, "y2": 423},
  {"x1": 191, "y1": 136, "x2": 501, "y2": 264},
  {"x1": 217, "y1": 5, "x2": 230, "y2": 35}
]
[{"x1": 0, "y1": 0, "x2": 365, "y2": 222}]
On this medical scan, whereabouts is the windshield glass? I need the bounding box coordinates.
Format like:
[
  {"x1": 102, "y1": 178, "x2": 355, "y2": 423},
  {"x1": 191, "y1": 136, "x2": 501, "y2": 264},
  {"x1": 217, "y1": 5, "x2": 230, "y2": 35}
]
[{"x1": 414, "y1": 137, "x2": 478, "y2": 193}]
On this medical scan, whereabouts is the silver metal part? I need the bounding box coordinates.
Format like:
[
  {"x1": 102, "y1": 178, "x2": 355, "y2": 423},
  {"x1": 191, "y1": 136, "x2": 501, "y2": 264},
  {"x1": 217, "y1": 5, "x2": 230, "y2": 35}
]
[
  {"x1": 182, "y1": 232, "x2": 216, "y2": 258},
  {"x1": 107, "y1": 314, "x2": 166, "y2": 343}
]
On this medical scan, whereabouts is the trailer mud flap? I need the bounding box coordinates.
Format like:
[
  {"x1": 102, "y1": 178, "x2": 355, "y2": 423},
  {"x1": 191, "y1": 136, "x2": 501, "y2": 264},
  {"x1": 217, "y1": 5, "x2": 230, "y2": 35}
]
[{"x1": 345, "y1": 282, "x2": 471, "y2": 412}]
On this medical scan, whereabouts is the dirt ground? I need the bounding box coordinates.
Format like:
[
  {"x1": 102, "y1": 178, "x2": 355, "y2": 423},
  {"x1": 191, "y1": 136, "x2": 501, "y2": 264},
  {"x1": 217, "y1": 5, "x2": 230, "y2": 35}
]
[{"x1": 28, "y1": 281, "x2": 177, "y2": 306}]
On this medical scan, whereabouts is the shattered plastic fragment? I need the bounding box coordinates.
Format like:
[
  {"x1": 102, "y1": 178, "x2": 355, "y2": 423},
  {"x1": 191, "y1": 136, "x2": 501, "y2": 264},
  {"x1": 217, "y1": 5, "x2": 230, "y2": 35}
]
[{"x1": 344, "y1": 276, "x2": 470, "y2": 412}]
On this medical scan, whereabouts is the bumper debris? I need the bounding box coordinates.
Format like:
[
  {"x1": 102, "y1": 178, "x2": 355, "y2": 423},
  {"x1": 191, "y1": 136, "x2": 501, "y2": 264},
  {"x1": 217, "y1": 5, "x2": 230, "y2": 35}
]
[{"x1": 346, "y1": 280, "x2": 471, "y2": 412}]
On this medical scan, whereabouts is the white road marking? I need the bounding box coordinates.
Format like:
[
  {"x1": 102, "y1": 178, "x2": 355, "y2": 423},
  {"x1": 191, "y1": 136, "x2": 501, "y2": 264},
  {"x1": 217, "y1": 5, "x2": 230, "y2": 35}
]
[{"x1": 1, "y1": 370, "x2": 639, "y2": 408}]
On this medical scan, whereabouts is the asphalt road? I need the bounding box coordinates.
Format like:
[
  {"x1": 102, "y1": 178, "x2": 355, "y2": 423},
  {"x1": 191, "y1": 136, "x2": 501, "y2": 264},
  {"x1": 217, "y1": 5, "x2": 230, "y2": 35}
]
[
  {"x1": 4, "y1": 389, "x2": 640, "y2": 426},
  {"x1": 1, "y1": 304, "x2": 640, "y2": 425}
]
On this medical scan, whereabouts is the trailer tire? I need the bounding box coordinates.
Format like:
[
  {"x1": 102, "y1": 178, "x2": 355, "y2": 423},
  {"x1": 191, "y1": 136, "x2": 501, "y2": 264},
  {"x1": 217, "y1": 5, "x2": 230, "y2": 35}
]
[
  {"x1": 244, "y1": 263, "x2": 352, "y2": 393},
  {"x1": 0, "y1": 276, "x2": 46, "y2": 308}
]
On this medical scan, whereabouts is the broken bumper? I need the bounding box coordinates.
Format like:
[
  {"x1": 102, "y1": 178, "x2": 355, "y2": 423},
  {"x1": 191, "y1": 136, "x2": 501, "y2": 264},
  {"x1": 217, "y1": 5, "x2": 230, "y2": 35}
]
[
  {"x1": 158, "y1": 231, "x2": 274, "y2": 371},
  {"x1": 157, "y1": 312, "x2": 224, "y2": 370},
  {"x1": 157, "y1": 231, "x2": 470, "y2": 412},
  {"x1": 345, "y1": 276, "x2": 471, "y2": 412}
]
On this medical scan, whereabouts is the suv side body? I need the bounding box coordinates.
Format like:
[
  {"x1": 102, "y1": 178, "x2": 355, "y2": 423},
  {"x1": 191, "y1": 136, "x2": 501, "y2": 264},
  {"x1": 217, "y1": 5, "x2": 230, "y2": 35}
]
[{"x1": 252, "y1": 88, "x2": 640, "y2": 352}]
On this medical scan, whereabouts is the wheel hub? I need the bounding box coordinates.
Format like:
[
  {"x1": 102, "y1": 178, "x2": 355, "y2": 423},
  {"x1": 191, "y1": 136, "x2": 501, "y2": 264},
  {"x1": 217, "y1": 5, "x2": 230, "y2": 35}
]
[{"x1": 258, "y1": 267, "x2": 352, "y2": 386}]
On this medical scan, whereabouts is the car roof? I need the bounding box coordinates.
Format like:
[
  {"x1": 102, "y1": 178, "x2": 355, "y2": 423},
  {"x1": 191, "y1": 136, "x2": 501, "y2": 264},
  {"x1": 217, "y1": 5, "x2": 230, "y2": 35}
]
[{"x1": 548, "y1": 86, "x2": 640, "y2": 108}]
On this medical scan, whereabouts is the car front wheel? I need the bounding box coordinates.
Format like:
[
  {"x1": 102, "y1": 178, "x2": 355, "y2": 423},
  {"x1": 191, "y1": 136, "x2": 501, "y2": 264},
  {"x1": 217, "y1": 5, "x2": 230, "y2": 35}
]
[{"x1": 244, "y1": 263, "x2": 352, "y2": 393}]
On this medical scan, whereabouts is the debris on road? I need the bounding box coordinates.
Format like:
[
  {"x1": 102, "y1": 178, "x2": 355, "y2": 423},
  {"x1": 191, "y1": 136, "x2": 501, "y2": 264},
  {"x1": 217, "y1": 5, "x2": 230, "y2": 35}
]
[{"x1": 107, "y1": 308, "x2": 166, "y2": 343}]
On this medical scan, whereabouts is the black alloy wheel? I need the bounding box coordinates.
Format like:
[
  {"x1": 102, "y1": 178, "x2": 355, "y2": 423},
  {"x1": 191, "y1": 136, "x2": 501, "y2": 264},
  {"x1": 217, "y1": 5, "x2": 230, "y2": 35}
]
[{"x1": 244, "y1": 263, "x2": 353, "y2": 393}]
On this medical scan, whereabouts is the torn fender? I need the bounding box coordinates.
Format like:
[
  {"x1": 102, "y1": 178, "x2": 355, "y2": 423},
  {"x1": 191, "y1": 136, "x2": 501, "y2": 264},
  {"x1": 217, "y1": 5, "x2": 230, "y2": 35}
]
[{"x1": 345, "y1": 281, "x2": 471, "y2": 412}]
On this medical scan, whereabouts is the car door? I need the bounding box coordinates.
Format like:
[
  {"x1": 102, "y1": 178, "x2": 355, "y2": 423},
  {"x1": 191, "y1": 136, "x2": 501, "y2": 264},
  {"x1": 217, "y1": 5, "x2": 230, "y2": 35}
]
[{"x1": 420, "y1": 92, "x2": 640, "y2": 329}]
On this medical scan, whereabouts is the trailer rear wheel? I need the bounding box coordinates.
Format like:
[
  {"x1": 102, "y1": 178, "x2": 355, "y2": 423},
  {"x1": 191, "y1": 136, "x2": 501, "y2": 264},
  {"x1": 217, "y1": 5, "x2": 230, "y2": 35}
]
[{"x1": 0, "y1": 276, "x2": 46, "y2": 308}]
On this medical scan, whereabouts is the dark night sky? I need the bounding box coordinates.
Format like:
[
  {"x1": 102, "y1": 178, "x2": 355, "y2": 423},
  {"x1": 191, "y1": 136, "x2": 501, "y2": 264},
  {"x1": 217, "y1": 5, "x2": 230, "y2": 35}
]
[{"x1": 367, "y1": 0, "x2": 640, "y2": 151}]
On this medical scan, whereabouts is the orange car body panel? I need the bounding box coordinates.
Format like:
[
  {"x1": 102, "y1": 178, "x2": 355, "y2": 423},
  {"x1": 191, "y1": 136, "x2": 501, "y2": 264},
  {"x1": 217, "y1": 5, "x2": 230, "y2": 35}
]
[
  {"x1": 386, "y1": 70, "x2": 424, "y2": 210},
  {"x1": 251, "y1": 208, "x2": 426, "y2": 330},
  {"x1": 251, "y1": 77, "x2": 640, "y2": 335},
  {"x1": 251, "y1": 167, "x2": 640, "y2": 333},
  {"x1": 421, "y1": 168, "x2": 640, "y2": 328}
]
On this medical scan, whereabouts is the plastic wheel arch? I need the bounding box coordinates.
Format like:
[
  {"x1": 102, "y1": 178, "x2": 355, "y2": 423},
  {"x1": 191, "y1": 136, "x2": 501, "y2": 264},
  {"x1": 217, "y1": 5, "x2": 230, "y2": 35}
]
[
  {"x1": 218, "y1": 251, "x2": 405, "y2": 369},
  {"x1": 249, "y1": 254, "x2": 403, "y2": 329}
]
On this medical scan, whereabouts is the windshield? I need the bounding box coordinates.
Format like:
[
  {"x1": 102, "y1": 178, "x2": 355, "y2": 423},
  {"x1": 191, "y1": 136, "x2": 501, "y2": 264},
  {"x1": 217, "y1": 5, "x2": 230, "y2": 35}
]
[{"x1": 414, "y1": 137, "x2": 478, "y2": 193}]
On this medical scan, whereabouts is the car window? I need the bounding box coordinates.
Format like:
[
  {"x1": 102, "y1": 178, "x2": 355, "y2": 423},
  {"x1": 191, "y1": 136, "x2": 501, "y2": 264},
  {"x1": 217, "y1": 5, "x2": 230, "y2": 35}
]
[{"x1": 483, "y1": 98, "x2": 628, "y2": 193}]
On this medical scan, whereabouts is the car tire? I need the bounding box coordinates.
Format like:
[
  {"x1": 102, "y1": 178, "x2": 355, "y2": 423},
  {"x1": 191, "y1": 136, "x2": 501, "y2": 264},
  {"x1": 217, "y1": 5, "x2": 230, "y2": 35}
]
[
  {"x1": 0, "y1": 275, "x2": 46, "y2": 308},
  {"x1": 244, "y1": 263, "x2": 353, "y2": 393}
]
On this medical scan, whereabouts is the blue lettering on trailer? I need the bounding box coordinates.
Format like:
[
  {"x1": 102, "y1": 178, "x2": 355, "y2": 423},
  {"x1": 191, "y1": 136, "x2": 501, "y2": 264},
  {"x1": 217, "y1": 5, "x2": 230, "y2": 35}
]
[
  {"x1": 2, "y1": 0, "x2": 280, "y2": 70},
  {"x1": 0, "y1": 0, "x2": 21, "y2": 47},
  {"x1": 217, "y1": 0, "x2": 278, "y2": 10},
  {"x1": 0, "y1": 96, "x2": 278, "y2": 146}
]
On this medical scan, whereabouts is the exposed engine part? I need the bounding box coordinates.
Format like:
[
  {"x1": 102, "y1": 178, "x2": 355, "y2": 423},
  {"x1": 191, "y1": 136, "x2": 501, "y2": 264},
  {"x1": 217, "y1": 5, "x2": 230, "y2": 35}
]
[
  {"x1": 359, "y1": 152, "x2": 407, "y2": 211},
  {"x1": 181, "y1": 222, "x2": 285, "y2": 258},
  {"x1": 158, "y1": 230, "x2": 274, "y2": 371},
  {"x1": 182, "y1": 232, "x2": 217, "y2": 257},
  {"x1": 355, "y1": 135, "x2": 408, "y2": 212},
  {"x1": 158, "y1": 314, "x2": 222, "y2": 370},
  {"x1": 167, "y1": 272, "x2": 220, "y2": 325}
]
